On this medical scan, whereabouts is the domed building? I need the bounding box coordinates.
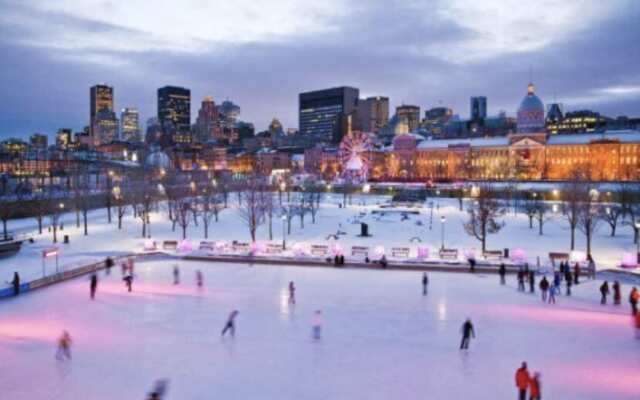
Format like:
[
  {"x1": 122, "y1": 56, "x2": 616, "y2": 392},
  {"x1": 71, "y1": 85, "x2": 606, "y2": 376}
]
[
  {"x1": 145, "y1": 147, "x2": 172, "y2": 170},
  {"x1": 516, "y1": 83, "x2": 545, "y2": 133}
]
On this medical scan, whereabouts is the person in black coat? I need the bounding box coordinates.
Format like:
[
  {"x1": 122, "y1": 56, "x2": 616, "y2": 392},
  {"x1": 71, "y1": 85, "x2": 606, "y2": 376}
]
[
  {"x1": 612, "y1": 281, "x2": 621, "y2": 305},
  {"x1": 422, "y1": 273, "x2": 429, "y2": 295},
  {"x1": 529, "y1": 271, "x2": 535, "y2": 293},
  {"x1": 600, "y1": 281, "x2": 610, "y2": 305},
  {"x1": 459, "y1": 319, "x2": 476, "y2": 350},
  {"x1": 565, "y1": 272, "x2": 572, "y2": 296},
  {"x1": 499, "y1": 263, "x2": 506, "y2": 285},
  {"x1": 517, "y1": 270, "x2": 525, "y2": 292},
  {"x1": 105, "y1": 257, "x2": 114, "y2": 275},
  {"x1": 11, "y1": 271, "x2": 20, "y2": 296},
  {"x1": 90, "y1": 273, "x2": 98, "y2": 299}
]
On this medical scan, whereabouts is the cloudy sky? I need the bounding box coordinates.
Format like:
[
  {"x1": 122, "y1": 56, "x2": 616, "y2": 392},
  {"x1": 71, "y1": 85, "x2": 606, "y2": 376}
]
[{"x1": 1, "y1": 0, "x2": 639, "y2": 139}]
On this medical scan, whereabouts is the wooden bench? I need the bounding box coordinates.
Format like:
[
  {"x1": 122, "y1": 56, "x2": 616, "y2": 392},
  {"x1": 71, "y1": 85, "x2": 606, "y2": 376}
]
[
  {"x1": 265, "y1": 244, "x2": 284, "y2": 254},
  {"x1": 351, "y1": 246, "x2": 370, "y2": 257},
  {"x1": 162, "y1": 240, "x2": 178, "y2": 250},
  {"x1": 483, "y1": 250, "x2": 503, "y2": 260},
  {"x1": 439, "y1": 248, "x2": 458, "y2": 260},
  {"x1": 311, "y1": 245, "x2": 329, "y2": 256},
  {"x1": 199, "y1": 241, "x2": 215, "y2": 251},
  {"x1": 392, "y1": 247, "x2": 410, "y2": 258}
]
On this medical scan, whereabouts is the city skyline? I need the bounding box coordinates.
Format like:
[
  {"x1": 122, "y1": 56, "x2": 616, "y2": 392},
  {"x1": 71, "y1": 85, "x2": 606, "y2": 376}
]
[{"x1": 1, "y1": 0, "x2": 639, "y2": 139}]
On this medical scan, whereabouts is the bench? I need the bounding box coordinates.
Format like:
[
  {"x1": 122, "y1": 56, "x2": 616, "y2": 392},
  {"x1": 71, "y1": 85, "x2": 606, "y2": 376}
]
[
  {"x1": 199, "y1": 241, "x2": 215, "y2": 251},
  {"x1": 351, "y1": 246, "x2": 370, "y2": 257},
  {"x1": 483, "y1": 250, "x2": 503, "y2": 260},
  {"x1": 439, "y1": 248, "x2": 458, "y2": 260},
  {"x1": 311, "y1": 245, "x2": 329, "y2": 256},
  {"x1": 265, "y1": 244, "x2": 284, "y2": 254},
  {"x1": 392, "y1": 247, "x2": 410, "y2": 258},
  {"x1": 162, "y1": 240, "x2": 178, "y2": 250}
]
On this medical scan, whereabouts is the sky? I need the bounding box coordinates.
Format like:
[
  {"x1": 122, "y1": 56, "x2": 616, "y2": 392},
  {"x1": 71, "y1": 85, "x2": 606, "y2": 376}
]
[{"x1": 1, "y1": 0, "x2": 639, "y2": 140}]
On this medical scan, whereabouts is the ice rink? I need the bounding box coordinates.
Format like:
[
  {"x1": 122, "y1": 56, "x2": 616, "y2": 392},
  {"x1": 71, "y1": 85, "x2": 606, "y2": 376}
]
[{"x1": 0, "y1": 258, "x2": 638, "y2": 399}]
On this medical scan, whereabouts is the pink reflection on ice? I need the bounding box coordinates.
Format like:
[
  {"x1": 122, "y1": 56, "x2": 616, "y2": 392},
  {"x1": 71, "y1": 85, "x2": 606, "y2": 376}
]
[{"x1": 549, "y1": 361, "x2": 640, "y2": 398}]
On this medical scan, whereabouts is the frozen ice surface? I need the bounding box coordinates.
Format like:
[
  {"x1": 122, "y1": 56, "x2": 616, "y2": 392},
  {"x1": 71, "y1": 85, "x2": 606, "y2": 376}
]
[{"x1": 0, "y1": 259, "x2": 638, "y2": 399}]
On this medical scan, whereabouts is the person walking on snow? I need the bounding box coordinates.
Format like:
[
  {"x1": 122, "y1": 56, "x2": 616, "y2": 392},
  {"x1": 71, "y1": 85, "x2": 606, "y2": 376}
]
[
  {"x1": 196, "y1": 270, "x2": 203, "y2": 289},
  {"x1": 55, "y1": 330, "x2": 72, "y2": 360},
  {"x1": 422, "y1": 273, "x2": 429, "y2": 295},
  {"x1": 312, "y1": 310, "x2": 323, "y2": 340},
  {"x1": 529, "y1": 372, "x2": 542, "y2": 400},
  {"x1": 499, "y1": 263, "x2": 506, "y2": 285},
  {"x1": 221, "y1": 310, "x2": 239, "y2": 337},
  {"x1": 459, "y1": 318, "x2": 475, "y2": 350},
  {"x1": 630, "y1": 287, "x2": 639, "y2": 315},
  {"x1": 612, "y1": 281, "x2": 621, "y2": 305},
  {"x1": 90, "y1": 273, "x2": 98, "y2": 300},
  {"x1": 539, "y1": 276, "x2": 549, "y2": 302},
  {"x1": 515, "y1": 362, "x2": 530, "y2": 400},
  {"x1": 288, "y1": 281, "x2": 296, "y2": 304},
  {"x1": 173, "y1": 265, "x2": 180, "y2": 285},
  {"x1": 600, "y1": 281, "x2": 610, "y2": 305}
]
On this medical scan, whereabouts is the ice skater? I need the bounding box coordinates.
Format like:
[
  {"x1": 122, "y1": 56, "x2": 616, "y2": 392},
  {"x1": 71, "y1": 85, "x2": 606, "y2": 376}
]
[
  {"x1": 105, "y1": 256, "x2": 114, "y2": 275},
  {"x1": 565, "y1": 272, "x2": 572, "y2": 296},
  {"x1": 123, "y1": 273, "x2": 134, "y2": 292},
  {"x1": 459, "y1": 318, "x2": 475, "y2": 350},
  {"x1": 630, "y1": 287, "x2": 638, "y2": 315},
  {"x1": 573, "y1": 262, "x2": 580, "y2": 285},
  {"x1": 612, "y1": 281, "x2": 621, "y2": 305},
  {"x1": 515, "y1": 362, "x2": 530, "y2": 400},
  {"x1": 196, "y1": 270, "x2": 203, "y2": 289},
  {"x1": 10, "y1": 271, "x2": 20, "y2": 296},
  {"x1": 529, "y1": 372, "x2": 542, "y2": 400},
  {"x1": 288, "y1": 281, "x2": 296, "y2": 304},
  {"x1": 55, "y1": 330, "x2": 72, "y2": 361},
  {"x1": 539, "y1": 276, "x2": 549, "y2": 302},
  {"x1": 528, "y1": 271, "x2": 535, "y2": 293},
  {"x1": 90, "y1": 272, "x2": 98, "y2": 300},
  {"x1": 173, "y1": 265, "x2": 180, "y2": 285},
  {"x1": 422, "y1": 272, "x2": 429, "y2": 295},
  {"x1": 517, "y1": 270, "x2": 525, "y2": 292},
  {"x1": 221, "y1": 310, "x2": 239, "y2": 337},
  {"x1": 312, "y1": 310, "x2": 323, "y2": 340},
  {"x1": 635, "y1": 311, "x2": 640, "y2": 340},
  {"x1": 548, "y1": 284, "x2": 557, "y2": 304},
  {"x1": 499, "y1": 263, "x2": 506, "y2": 285},
  {"x1": 600, "y1": 281, "x2": 610, "y2": 305}
]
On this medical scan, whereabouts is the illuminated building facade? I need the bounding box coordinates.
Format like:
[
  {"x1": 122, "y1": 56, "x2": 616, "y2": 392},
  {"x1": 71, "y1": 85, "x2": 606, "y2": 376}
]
[
  {"x1": 92, "y1": 107, "x2": 118, "y2": 145},
  {"x1": 90, "y1": 84, "x2": 114, "y2": 143},
  {"x1": 194, "y1": 97, "x2": 221, "y2": 143},
  {"x1": 357, "y1": 96, "x2": 389, "y2": 134},
  {"x1": 299, "y1": 87, "x2": 359, "y2": 144},
  {"x1": 158, "y1": 86, "x2": 191, "y2": 144},
  {"x1": 470, "y1": 96, "x2": 487, "y2": 120},
  {"x1": 395, "y1": 104, "x2": 421, "y2": 132},
  {"x1": 120, "y1": 108, "x2": 141, "y2": 142}
]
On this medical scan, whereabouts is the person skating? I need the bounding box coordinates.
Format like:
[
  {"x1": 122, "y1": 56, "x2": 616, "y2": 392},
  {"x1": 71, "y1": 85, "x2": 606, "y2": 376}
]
[
  {"x1": 529, "y1": 372, "x2": 542, "y2": 400},
  {"x1": 587, "y1": 254, "x2": 596, "y2": 279},
  {"x1": 380, "y1": 254, "x2": 387, "y2": 269},
  {"x1": 548, "y1": 284, "x2": 557, "y2": 304},
  {"x1": 553, "y1": 271, "x2": 561, "y2": 293},
  {"x1": 123, "y1": 274, "x2": 134, "y2": 292},
  {"x1": 422, "y1": 272, "x2": 429, "y2": 295},
  {"x1": 517, "y1": 270, "x2": 525, "y2": 292},
  {"x1": 573, "y1": 262, "x2": 580, "y2": 285},
  {"x1": 565, "y1": 272, "x2": 572, "y2": 296},
  {"x1": 630, "y1": 287, "x2": 639, "y2": 315},
  {"x1": 11, "y1": 271, "x2": 20, "y2": 296},
  {"x1": 564, "y1": 268, "x2": 571, "y2": 286},
  {"x1": 528, "y1": 271, "x2": 535, "y2": 293},
  {"x1": 312, "y1": 310, "x2": 323, "y2": 340},
  {"x1": 105, "y1": 256, "x2": 113, "y2": 275},
  {"x1": 90, "y1": 273, "x2": 98, "y2": 300},
  {"x1": 600, "y1": 281, "x2": 610, "y2": 305},
  {"x1": 221, "y1": 310, "x2": 239, "y2": 337},
  {"x1": 288, "y1": 281, "x2": 296, "y2": 304},
  {"x1": 459, "y1": 318, "x2": 475, "y2": 350},
  {"x1": 539, "y1": 276, "x2": 549, "y2": 302},
  {"x1": 515, "y1": 362, "x2": 530, "y2": 400},
  {"x1": 635, "y1": 310, "x2": 640, "y2": 340},
  {"x1": 173, "y1": 265, "x2": 180, "y2": 285},
  {"x1": 468, "y1": 257, "x2": 476, "y2": 273},
  {"x1": 196, "y1": 270, "x2": 203, "y2": 289},
  {"x1": 55, "y1": 330, "x2": 72, "y2": 360},
  {"x1": 499, "y1": 263, "x2": 506, "y2": 285},
  {"x1": 612, "y1": 281, "x2": 621, "y2": 305}
]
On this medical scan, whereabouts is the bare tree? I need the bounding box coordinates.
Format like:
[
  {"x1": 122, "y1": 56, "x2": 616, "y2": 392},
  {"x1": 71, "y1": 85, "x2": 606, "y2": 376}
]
[
  {"x1": 262, "y1": 189, "x2": 275, "y2": 240},
  {"x1": 561, "y1": 167, "x2": 590, "y2": 250},
  {"x1": 73, "y1": 166, "x2": 92, "y2": 236},
  {"x1": 621, "y1": 183, "x2": 640, "y2": 244},
  {"x1": 0, "y1": 177, "x2": 24, "y2": 240},
  {"x1": 463, "y1": 187, "x2": 506, "y2": 252},
  {"x1": 113, "y1": 180, "x2": 131, "y2": 230},
  {"x1": 238, "y1": 174, "x2": 266, "y2": 242},
  {"x1": 534, "y1": 199, "x2": 551, "y2": 236},
  {"x1": 601, "y1": 203, "x2": 623, "y2": 237},
  {"x1": 30, "y1": 184, "x2": 50, "y2": 235},
  {"x1": 46, "y1": 186, "x2": 67, "y2": 243},
  {"x1": 577, "y1": 191, "x2": 602, "y2": 258},
  {"x1": 174, "y1": 197, "x2": 193, "y2": 239},
  {"x1": 304, "y1": 177, "x2": 324, "y2": 224},
  {"x1": 132, "y1": 169, "x2": 156, "y2": 238},
  {"x1": 199, "y1": 180, "x2": 223, "y2": 239}
]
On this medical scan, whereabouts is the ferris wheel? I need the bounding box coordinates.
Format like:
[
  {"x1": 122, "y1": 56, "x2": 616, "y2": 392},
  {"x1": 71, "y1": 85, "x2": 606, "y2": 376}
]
[{"x1": 339, "y1": 131, "x2": 373, "y2": 182}]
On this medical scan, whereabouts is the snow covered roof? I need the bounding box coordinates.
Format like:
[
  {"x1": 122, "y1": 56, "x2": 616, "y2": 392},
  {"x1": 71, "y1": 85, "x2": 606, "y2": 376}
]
[
  {"x1": 417, "y1": 136, "x2": 508, "y2": 150},
  {"x1": 547, "y1": 130, "x2": 640, "y2": 145}
]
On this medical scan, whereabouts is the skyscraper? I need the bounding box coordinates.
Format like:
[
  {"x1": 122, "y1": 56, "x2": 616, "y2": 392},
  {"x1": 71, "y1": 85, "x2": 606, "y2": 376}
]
[
  {"x1": 56, "y1": 128, "x2": 73, "y2": 150},
  {"x1": 158, "y1": 86, "x2": 191, "y2": 144},
  {"x1": 93, "y1": 108, "x2": 118, "y2": 145},
  {"x1": 30, "y1": 133, "x2": 48, "y2": 150},
  {"x1": 90, "y1": 84, "x2": 114, "y2": 145},
  {"x1": 194, "y1": 96, "x2": 221, "y2": 143},
  {"x1": 395, "y1": 104, "x2": 421, "y2": 133},
  {"x1": 299, "y1": 86, "x2": 359, "y2": 143},
  {"x1": 357, "y1": 96, "x2": 389, "y2": 133},
  {"x1": 120, "y1": 107, "x2": 141, "y2": 142},
  {"x1": 470, "y1": 96, "x2": 487, "y2": 120}
]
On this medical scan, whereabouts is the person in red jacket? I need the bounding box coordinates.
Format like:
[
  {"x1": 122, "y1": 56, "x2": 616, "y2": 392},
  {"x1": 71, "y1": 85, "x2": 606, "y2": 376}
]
[
  {"x1": 515, "y1": 362, "x2": 530, "y2": 400},
  {"x1": 529, "y1": 372, "x2": 542, "y2": 400}
]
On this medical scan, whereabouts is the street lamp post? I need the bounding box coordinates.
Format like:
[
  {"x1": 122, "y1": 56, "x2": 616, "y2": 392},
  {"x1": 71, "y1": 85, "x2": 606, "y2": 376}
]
[
  {"x1": 440, "y1": 215, "x2": 446, "y2": 250},
  {"x1": 282, "y1": 214, "x2": 287, "y2": 250}
]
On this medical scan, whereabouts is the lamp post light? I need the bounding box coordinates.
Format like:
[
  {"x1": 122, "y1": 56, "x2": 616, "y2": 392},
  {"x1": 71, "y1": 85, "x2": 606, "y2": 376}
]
[
  {"x1": 440, "y1": 215, "x2": 446, "y2": 250},
  {"x1": 282, "y1": 214, "x2": 287, "y2": 250}
]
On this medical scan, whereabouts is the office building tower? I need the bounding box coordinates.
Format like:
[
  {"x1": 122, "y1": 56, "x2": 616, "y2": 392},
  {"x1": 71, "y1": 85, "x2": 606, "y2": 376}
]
[
  {"x1": 194, "y1": 96, "x2": 221, "y2": 142},
  {"x1": 299, "y1": 86, "x2": 359, "y2": 143},
  {"x1": 470, "y1": 96, "x2": 487, "y2": 120},
  {"x1": 217, "y1": 100, "x2": 241, "y2": 129},
  {"x1": 30, "y1": 133, "x2": 48, "y2": 150},
  {"x1": 92, "y1": 107, "x2": 118, "y2": 145},
  {"x1": 56, "y1": 128, "x2": 73, "y2": 150},
  {"x1": 90, "y1": 84, "x2": 114, "y2": 143},
  {"x1": 357, "y1": 96, "x2": 389, "y2": 133},
  {"x1": 158, "y1": 85, "x2": 191, "y2": 144},
  {"x1": 120, "y1": 107, "x2": 141, "y2": 142},
  {"x1": 395, "y1": 104, "x2": 421, "y2": 133}
]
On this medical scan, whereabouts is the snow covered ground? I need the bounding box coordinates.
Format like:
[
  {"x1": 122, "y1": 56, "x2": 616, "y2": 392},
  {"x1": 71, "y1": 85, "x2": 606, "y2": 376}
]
[
  {"x1": 1, "y1": 194, "x2": 638, "y2": 287},
  {"x1": 0, "y1": 258, "x2": 638, "y2": 399}
]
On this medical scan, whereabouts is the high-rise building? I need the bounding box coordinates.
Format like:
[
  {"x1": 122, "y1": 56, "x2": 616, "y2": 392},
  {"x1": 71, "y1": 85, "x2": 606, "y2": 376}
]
[
  {"x1": 395, "y1": 104, "x2": 421, "y2": 133},
  {"x1": 29, "y1": 133, "x2": 48, "y2": 150},
  {"x1": 217, "y1": 100, "x2": 241, "y2": 129},
  {"x1": 470, "y1": 96, "x2": 487, "y2": 120},
  {"x1": 90, "y1": 84, "x2": 114, "y2": 143},
  {"x1": 357, "y1": 96, "x2": 389, "y2": 133},
  {"x1": 299, "y1": 86, "x2": 359, "y2": 143},
  {"x1": 194, "y1": 96, "x2": 221, "y2": 143},
  {"x1": 93, "y1": 108, "x2": 118, "y2": 145},
  {"x1": 158, "y1": 86, "x2": 191, "y2": 144},
  {"x1": 120, "y1": 107, "x2": 141, "y2": 142},
  {"x1": 268, "y1": 118, "x2": 284, "y2": 136},
  {"x1": 56, "y1": 128, "x2": 73, "y2": 150}
]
